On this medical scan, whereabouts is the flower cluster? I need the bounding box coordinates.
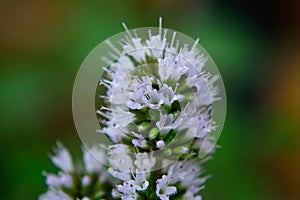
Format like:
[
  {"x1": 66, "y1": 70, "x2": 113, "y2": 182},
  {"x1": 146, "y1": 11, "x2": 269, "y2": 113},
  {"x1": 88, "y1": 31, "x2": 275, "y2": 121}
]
[
  {"x1": 41, "y1": 18, "x2": 223, "y2": 200},
  {"x1": 39, "y1": 143, "x2": 115, "y2": 200}
]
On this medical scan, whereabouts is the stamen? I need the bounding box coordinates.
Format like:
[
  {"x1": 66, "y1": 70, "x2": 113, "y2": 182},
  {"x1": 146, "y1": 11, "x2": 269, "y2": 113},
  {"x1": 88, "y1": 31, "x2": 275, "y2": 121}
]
[
  {"x1": 99, "y1": 80, "x2": 110, "y2": 88},
  {"x1": 107, "y1": 52, "x2": 117, "y2": 60},
  {"x1": 163, "y1": 29, "x2": 168, "y2": 41},
  {"x1": 102, "y1": 56, "x2": 112, "y2": 65},
  {"x1": 122, "y1": 22, "x2": 133, "y2": 39},
  {"x1": 148, "y1": 29, "x2": 152, "y2": 38},
  {"x1": 159, "y1": 17, "x2": 162, "y2": 37},
  {"x1": 175, "y1": 40, "x2": 179, "y2": 51},
  {"x1": 118, "y1": 39, "x2": 129, "y2": 46},
  {"x1": 124, "y1": 35, "x2": 134, "y2": 46},
  {"x1": 174, "y1": 83, "x2": 180, "y2": 93},
  {"x1": 191, "y1": 38, "x2": 199, "y2": 51},
  {"x1": 133, "y1": 29, "x2": 138, "y2": 38},
  {"x1": 96, "y1": 110, "x2": 111, "y2": 119},
  {"x1": 102, "y1": 67, "x2": 113, "y2": 75},
  {"x1": 105, "y1": 40, "x2": 121, "y2": 54},
  {"x1": 170, "y1": 32, "x2": 177, "y2": 48},
  {"x1": 208, "y1": 74, "x2": 219, "y2": 85},
  {"x1": 96, "y1": 129, "x2": 105, "y2": 134},
  {"x1": 99, "y1": 119, "x2": 107, "y2": 125},
  {"x1": 98, "y1": 94, "x2": 109, "y2": 99},
  {"x1": 100, "y1": 106, "x2": 113, "y2": 111}
]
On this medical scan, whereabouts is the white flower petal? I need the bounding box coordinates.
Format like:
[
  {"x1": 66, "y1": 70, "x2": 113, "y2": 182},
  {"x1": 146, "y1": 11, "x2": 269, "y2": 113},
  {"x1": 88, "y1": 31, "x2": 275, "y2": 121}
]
[{"x1": 50, "y1": 142, "x2": 74, "y2": 173}]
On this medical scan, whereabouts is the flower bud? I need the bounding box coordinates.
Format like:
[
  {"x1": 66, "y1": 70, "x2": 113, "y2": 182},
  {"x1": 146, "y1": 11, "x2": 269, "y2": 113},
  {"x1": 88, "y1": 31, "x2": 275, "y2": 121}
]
[{"x1": 149, "y1": 127, "x2": 159, "y2": 140}]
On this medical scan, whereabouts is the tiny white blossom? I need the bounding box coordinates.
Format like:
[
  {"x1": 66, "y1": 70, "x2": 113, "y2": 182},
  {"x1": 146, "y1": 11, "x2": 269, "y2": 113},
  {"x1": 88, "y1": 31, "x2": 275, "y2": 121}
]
[
  {"x1": 143, "y1": 88, "x2": 164, "y2": 109},
  {"x1": 183, "y1": 187, "x2": 203, "y2": 200},
  {"x1": 156, "y1": 140, "x2": 165, "y2": 150},
  {"x1": 45, "y1": 174, "x2": 60, "y2": 188},
  {"x1": 108, "y1": 167, "x2": 131, "y2": 181},
  {"x1": 157, "y1": 55, "x2": 176, "y2": 81},
  {"x1": 110, "y1": 55, "x2": 134, "y2": 72},
  {"x1": 82, "y1": 145, "x2": 105, "y2": 173},
  {"x1": 195, "y1": 137, "x2": 217, "y2": 155},
  {"x1": 157, "y1": 55, "x2": 190, "y2": 81},
  {"x1": 123, "y1": 37, "x2": 146, "y2": 63},
  {"x1": 81, "y1": 175, "x2": 91, "y2": 186},
  {"x1": 98, "y1": 118, "x2": 128, "y2": 143},
  {"x1": 146, "y1": 29, "x2": 167, "y2": 59},
  {"x1": 39, "y1": 189, "x2": 72, "y2": 200},
  {"x1": 178, "y1": 39, "x2": 207, "y2": 72},
  {"x1": 132, "y1": 132, "x2": 147, "y2": 148},
  {"x1": 126, "y1": 76, "x2": 160, "y2": 110},
  {"x1": 46, "y1": 173, "x2": 73, "y2": 188},
  {"x1": 134, "y1": 152, "x2": 156, "y2": 173},
  {"x1": 50, "y1": 142, "x2": 74, "y2": 173},
  {"x1": 59, "y1": 173, "x2": 73, "y2": 188},
  {"x1": 108, "y1": 144, "x2": 134, "y2": 181},
  {"x1": 107, "y1": 77, "x2": 131, "y2": 105},
  {"x1": 112, "y1": 108, "x2": 135, "y2": 127},
  {"x1": 156, "y1": 175, "x2": 177, "y2": 200},
  {"x1": 114, "y1": 152, "x2": 156, "y2": 199},
  {"x1": 156, "y1": 114, "x2": 180, "y2": 134},
  {"x1": 116, "y1": 180, "x2": 138, "y2": 200},
  {"x1": 160, "y1": 84, "x2": 183, "y2": 105}
]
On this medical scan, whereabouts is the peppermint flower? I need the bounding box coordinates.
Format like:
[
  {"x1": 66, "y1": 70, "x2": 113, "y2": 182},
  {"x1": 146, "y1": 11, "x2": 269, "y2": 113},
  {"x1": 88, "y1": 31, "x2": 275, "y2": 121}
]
[
  {"x1": 182, "y1": 186, "x2": 203, "y2": 200},
  {"x1": 156, "y1": 175, "x2": 177, "y2": 200},
  {"x1": 109, "y1": 152, "x2": 156, "y2": 199},
  {"x1": 82, "y1": 144, "x2": 106, "y2": 174},
  {"x1": 39, "y1": 189, "x2": 73, "y2": 200},
  {"x1": 131, "y1": 132, "x2": 147, "y2": 148},
  {"x1": 160, "y1": 84, "x2": 183, "y2": 106},
  {"x1": 98, "y1": 18, "x2": 221, "y2": 158},
  {"x1": 45, "y1": 173, "x2": 73, "y2": 188},
  {"x1": 50, "y1": 142, "x2": 74, "y2": 173},
  {"x1": 42, "y1": 17, "x2": 225, "y2": 200},
  {"x1": 156, "y1": 113, "x2": 180, "y2": 135},
  {"x1": 156, "y1": 140, "x2": 165, "y2": 149},
  {"x1": 40, "y1": 143, "x2": 114, "y2": 200}
]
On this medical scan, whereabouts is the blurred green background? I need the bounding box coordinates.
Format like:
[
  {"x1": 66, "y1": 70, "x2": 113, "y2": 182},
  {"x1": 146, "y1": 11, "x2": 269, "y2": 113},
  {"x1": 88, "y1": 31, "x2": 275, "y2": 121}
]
[{"x1": 1, "y1": 0, "x2": 300, "y2": 199}]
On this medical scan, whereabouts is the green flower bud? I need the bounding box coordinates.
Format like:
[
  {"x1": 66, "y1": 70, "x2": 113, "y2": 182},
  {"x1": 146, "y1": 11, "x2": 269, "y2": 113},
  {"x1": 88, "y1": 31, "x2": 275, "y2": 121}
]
[
  {"x1": 173, "y1": 146, "x2": 190, "y2": 155},
  {"x1": 149, "y1": 127, "x2": 159, "y2": 140},
  {"x1": 163, "y1": 148, "x2": 172, "y2": 156},
  {"x1": 138, "y1": 121, "x2": 150, "y2": 132}
]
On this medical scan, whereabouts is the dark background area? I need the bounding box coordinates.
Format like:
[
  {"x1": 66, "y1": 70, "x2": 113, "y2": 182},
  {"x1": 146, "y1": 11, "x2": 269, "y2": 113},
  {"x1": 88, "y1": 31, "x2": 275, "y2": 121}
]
[{"x1": 0, "y1": 0, "x2": 300, "y2": 199}]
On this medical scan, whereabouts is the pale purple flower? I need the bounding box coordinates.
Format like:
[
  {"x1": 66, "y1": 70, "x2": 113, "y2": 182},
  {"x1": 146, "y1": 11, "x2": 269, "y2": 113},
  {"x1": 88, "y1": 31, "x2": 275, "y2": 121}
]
[
  {"x1": 39, "y1": 189, "x2": 72, "y2": 200},
  {"x1": 81, "y1": 175, "x2": 91, "y2": 186},
  {"x1": 116, "y1": 180, "x2": 139, "y2": 200},
  {"x1": 143, "y1": 88, "x2": 164, "y2": 109},
  {"x1": 45, "y1": 174, "x2": 61, "y2": 188},
  {"x1": 183, "y1": 186, "x2": 203, "y2": 200},
  {"x1": 156, "y1": 140, "x2": 165, "y2": 150},
  {"x1": 50, "y1": 142, "x2": 73, "y2": 173},
  {"x1": 156, "y1": 175, "x2": 177, "y2": 200},
  {"x1": 132, "y1": 132, "x2": 147, "y2": 148},
  {"x1": 83, "y1": 145, "x2": 105, "y2": 173},
  {"x1": 134, "y1": 152, "x2": 156, "y2": 173},
  {"x1": 122, "y1": 37, "x2": 146, "y2": 63},
  {"x1": 158, "y1": 54, "x2": 189, "y2": 81},
  {"x1": 113, "y1": 153, "x2": 155, "y2": 199},
  {"x1": 160, "y1": 84, "x2": 183, "y2": 105},
  {"x1": 156, "y1": 114, "x2": 180, "y2": 134},
  {"x1": 42, "y1": 17, "x2": 224, "y2": 200},
  {"x1": 146, "y1": 25, "x2": 167, "y2": 58},
  {"x1": 108, "y1": 144, "x2": 134, "y2": 173}
]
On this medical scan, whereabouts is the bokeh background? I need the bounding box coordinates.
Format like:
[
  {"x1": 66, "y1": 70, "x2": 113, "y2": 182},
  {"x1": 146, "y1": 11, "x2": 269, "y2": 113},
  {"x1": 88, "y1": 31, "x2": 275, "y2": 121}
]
[{"x1": 1, "y1": 0, "x2": 300, "y2": 199}]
